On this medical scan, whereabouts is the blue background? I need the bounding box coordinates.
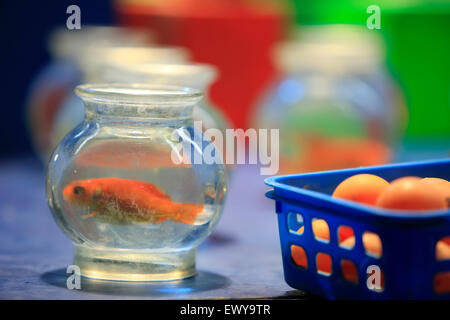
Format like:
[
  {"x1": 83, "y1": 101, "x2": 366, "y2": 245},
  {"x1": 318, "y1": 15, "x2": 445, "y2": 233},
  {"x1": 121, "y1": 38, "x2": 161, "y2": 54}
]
[{"x1": 0, "y1": 1, "x2": 113, "y2": 157}]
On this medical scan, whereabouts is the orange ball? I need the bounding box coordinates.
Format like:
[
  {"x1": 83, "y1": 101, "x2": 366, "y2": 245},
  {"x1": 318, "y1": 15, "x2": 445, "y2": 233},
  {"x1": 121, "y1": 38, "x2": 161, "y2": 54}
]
[
  {"x1": 312, "y1": 219, "x2": 330, "y2": 241},
  {"x1": 332, "y1": 174, "x2": 390, "y2": 205},
  {"x1": 436, "y1": 240, "x2": 450, "y2": 260},
  {"x1": 434, "y1": 272, "x2": 450, "y2": 294},
  {"x1": 341, "y1": 259, "x2": 358, "y2": 283},
  {"x1": 340, "y1": 234, "x2": 382, "y2": 257},
  {"x1": 316, "y1": 252, "x2": 332, "y2": 275},
  {"x1": 338, "y1": 225, "x2": 354, "y2": 243},
  {"x1": 297, "y1": 219, "x2": 330, "y2": 241},
  {"x1": 291, "y1": 245, "x2": 308, "y2": 268},
  {"x1": 420, "y1": 177, "x2": 450, "y2": 208},
  {"x1": 376, "y1": 176, "x2": 447, "y2": 211},
  {"x1": 421, "y1": 177, "x2": 450, "y2": 189}
]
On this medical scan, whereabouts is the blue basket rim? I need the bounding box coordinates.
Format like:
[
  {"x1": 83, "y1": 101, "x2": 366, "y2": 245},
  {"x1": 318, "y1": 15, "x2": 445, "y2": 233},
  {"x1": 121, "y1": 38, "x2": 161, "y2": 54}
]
[{"x1": 265, "y1": 159, "x2": 450, "y2": 220}]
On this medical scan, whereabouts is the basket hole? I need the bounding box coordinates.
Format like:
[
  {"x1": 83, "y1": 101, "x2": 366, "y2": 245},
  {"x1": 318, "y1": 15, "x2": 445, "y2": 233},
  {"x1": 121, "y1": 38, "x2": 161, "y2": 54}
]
[
  {"x1": 341, "y1": 259, "x2": 358, "y2": 284},
  {"x1": 436, "y1": 236, "x2": 450, "y2": 261},
  {"x1": 287, "y1": 212, "x2": 305, "y2": 235},
  {"x1": 291, "y1": 245, "x2": 308, "y2": 269},
  {"x1": 434, "y1": 272, "x2": 450, "y2": 294},
  {"x1": 366, "y1": 265, "x2": 385, "y2": 292},
  {"x1": 312, "y1": 219, "x2": 330, "y2": 243},
  {"x1": 363, "y1": 232, "x2": 382, "y2": 258},
  {"x1": 338, "y1": 225, "x2": 355, "y2": 249},
  {"x1": 316, "y1": 252, "x2": 332, "y2": 276}
]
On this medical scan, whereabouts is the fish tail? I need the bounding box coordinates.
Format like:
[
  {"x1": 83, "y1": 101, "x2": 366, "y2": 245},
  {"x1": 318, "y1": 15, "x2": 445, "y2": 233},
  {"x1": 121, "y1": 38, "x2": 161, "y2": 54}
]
[{"x1": 171, "y1": 203, "x2": 204, "y2": 225}]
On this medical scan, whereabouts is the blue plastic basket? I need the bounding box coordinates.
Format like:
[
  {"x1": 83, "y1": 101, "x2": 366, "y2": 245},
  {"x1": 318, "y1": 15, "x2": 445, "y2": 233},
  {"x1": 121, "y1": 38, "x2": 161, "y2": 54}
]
[{"x1": 265, "y1": 159, "x2": 450, "y2": 300}]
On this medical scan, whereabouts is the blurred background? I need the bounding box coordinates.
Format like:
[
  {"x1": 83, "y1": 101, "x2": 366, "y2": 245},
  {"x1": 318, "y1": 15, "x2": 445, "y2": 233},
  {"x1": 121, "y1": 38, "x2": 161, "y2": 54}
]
[
  {"x1": 1, "y1": 0, "x2": 449, "y2": 171},
  {"x1": 0, "y1": 0, "x2": 449, "y2": 300}
]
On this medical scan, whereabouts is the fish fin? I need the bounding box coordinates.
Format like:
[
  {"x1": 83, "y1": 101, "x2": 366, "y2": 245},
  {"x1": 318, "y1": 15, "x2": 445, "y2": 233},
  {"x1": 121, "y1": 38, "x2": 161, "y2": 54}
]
[
  {"x1": 171, "y1": 203, "x2": 204, "y2": 225},
  {"x1": 82, "y1": 211, "x2": 99, "y2": 219},
  {"x1": 153, "y1": 216, "x2": 169, "y2": 223},
  {"x1": 139, "y1": 182, "x2": 172, "y2": 200}
]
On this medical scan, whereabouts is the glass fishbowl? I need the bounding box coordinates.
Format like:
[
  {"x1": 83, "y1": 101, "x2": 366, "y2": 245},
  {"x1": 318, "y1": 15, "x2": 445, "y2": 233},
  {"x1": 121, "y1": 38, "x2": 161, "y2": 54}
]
[
  {"x1": 50, "y1": 47, "x2": 190, "y2": 157},
  {"x1": 97, "y1": 63, "x2": 232, "y2": 171},
  {"x1": 98, "y1": 63, "x2": 230, "y2": 135},
  {"x1": 253, "y1": 25, "x2": 406, "y2": 174},
  {"x1": 46, "y1": 84, "x2": 227, "y2": 281},
  {"x1": 26, "y1": 26, "x2": 154, "y2": 163},
  {"x1": 27, "y1": 26, "x2": 189, "y2": 163}
]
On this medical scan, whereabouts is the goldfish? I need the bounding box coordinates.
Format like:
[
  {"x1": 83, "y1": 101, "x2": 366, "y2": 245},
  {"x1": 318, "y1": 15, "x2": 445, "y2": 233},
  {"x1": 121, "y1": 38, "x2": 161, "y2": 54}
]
[{"x1": 63, "y1": 177, "x2": 204, "y2": 224}]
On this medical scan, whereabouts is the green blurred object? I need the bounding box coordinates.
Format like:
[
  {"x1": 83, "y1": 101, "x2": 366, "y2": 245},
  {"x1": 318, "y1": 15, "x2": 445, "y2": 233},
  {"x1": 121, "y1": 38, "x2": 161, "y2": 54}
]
[
  {"x1": 287, "y1": 0, "x2": 450, "y2": 141},
  {"x1": 383, "y1": 3, "x2": 450, "y2": 141},
  {"x1": 287, "y1": 0, "x2": 369, "y2": 25}
]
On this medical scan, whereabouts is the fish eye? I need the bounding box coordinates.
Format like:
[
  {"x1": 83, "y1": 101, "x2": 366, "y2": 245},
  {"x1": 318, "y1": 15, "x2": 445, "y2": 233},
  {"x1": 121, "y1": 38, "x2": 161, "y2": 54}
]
[{"x1": 73, "y1": 186, "x2": 85, "y2": 195}]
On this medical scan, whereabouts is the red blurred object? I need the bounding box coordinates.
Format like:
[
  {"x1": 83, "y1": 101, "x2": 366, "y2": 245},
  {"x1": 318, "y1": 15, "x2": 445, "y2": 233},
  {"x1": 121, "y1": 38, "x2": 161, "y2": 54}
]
[{"x1": 116, "y1": 0, "x2": 286, "y2": 129}]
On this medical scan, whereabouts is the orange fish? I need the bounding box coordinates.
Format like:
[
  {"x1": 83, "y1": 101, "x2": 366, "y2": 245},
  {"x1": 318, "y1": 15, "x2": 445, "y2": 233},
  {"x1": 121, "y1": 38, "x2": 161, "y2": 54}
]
[{"x1": 63, "y1": 177, "x2": 204, "y2": 224}]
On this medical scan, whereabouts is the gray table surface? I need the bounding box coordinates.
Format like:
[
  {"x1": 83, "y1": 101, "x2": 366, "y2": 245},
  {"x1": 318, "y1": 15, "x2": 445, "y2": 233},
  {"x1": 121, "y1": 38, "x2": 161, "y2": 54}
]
[
  {"x1": 2, "y1": 144, "x2": 447, "y2": 300},
  {"x1": 0, "y1": 158, "x2": 306, "y2": 300}
]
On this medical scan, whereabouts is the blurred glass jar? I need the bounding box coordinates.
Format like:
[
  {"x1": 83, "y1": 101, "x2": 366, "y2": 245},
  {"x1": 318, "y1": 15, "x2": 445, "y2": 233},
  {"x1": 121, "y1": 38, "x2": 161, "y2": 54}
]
[
  {"x1": 254, "y1": 25, "x2": 406, "y2": 174},
  {"x1": 26, "y1": 26, "x2": 153, "y2": 162},
  {"x1": 97, "y1": 63, "x2": 231, "y2": 166},
  {"x1": 46, "y1": 84, "x2": 227, "y2": 281},
  {"x1": 50, "y1": 46, "x2": 190, "y2": 155},
  {"x1": 26, "y1": 26, "x2": 187, "y2": 162}
]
